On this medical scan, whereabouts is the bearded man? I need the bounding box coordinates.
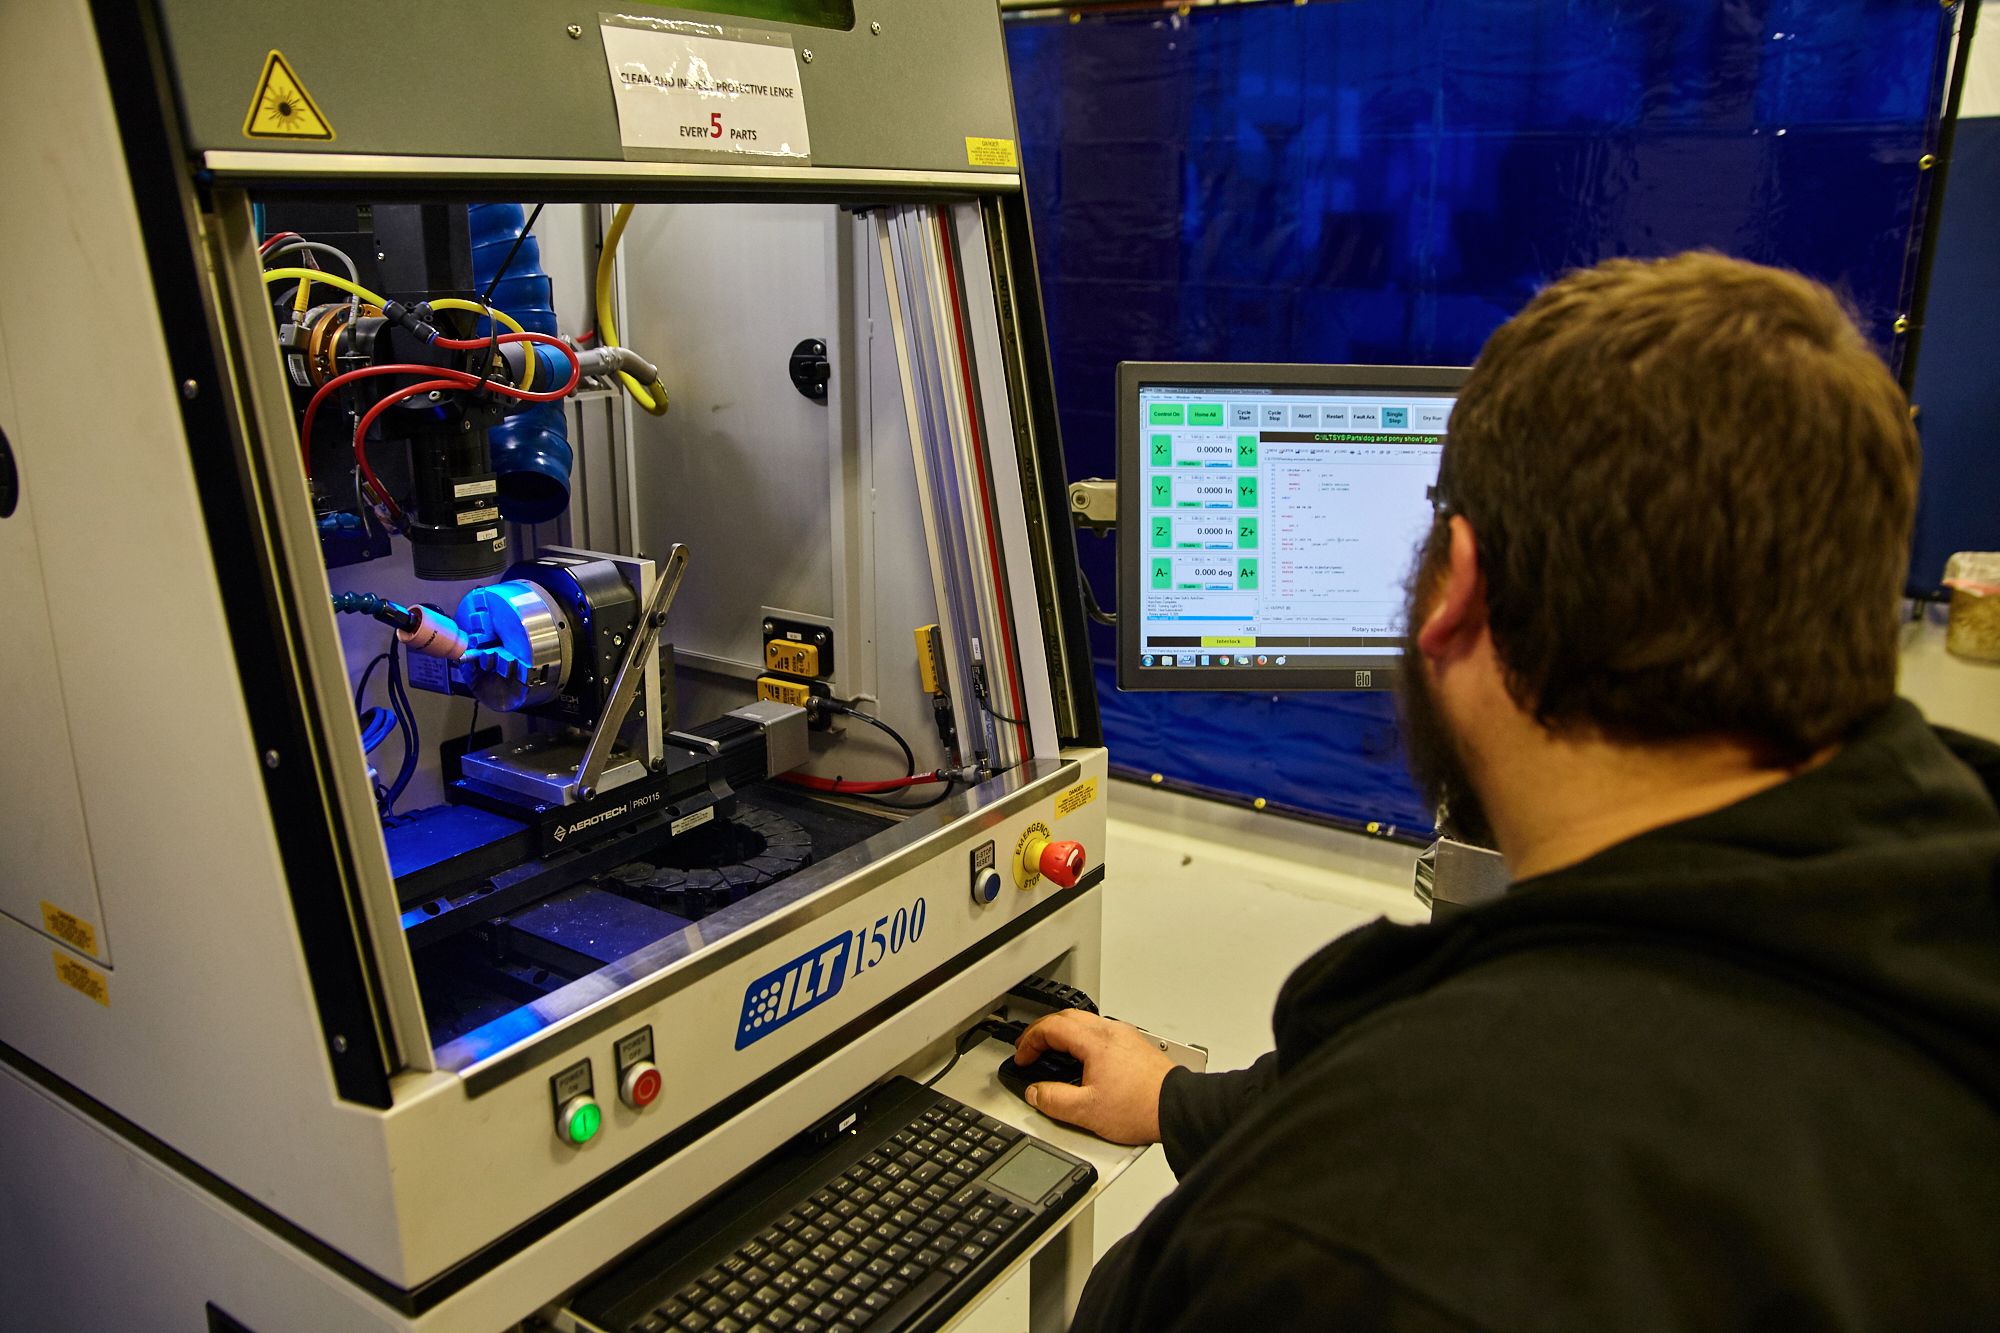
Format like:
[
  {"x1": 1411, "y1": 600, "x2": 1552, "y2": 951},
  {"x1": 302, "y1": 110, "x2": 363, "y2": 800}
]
[{"x1": 1020, "y1": 253, "x2": 2000, "y2": 1332}]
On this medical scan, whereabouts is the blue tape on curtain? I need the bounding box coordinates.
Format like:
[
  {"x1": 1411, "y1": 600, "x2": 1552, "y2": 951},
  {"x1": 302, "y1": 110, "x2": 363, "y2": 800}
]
[{"x1": 1007, "y1": 0, "x2": 1950, "y2": 834}]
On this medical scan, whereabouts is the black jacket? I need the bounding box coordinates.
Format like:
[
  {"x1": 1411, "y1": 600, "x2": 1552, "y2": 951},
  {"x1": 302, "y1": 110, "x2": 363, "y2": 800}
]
[{"x1": 1073, "y1": 700, "x2": 2000, "y2": 1332}]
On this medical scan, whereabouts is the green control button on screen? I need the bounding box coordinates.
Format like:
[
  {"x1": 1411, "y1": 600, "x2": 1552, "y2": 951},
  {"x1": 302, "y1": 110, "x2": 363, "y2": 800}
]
[
  {"x1": 1148, "y1": 403, "x2": 1185, "y2": 425},
  {"x1": 1189, "y1": 404, "x2": 1224, "y2": 425}
]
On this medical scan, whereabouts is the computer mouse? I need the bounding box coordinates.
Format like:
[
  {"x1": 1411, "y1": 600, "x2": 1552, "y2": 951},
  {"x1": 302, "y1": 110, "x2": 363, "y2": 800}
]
[{"x1": 997, "y1": 1049, "x2": 1085, "y2": 1104}]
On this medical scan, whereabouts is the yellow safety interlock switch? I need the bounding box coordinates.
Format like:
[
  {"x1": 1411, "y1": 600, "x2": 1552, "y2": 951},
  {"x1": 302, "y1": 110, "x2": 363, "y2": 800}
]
[
  {"x1": 765, "y1": 639, "x2": 821, "y2": 677},
  {"x1": 757, "y1": 676, "x2": 813, "y2": 708},
  {"x1": 914, "y1": 624, "x2": 944, "y2": 696}
]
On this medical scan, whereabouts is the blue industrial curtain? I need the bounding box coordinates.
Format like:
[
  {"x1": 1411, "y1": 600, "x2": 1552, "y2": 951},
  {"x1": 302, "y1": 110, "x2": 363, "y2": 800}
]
[{"x1": 1006, "y1": 0, "x2": 1954, "y2": 836}]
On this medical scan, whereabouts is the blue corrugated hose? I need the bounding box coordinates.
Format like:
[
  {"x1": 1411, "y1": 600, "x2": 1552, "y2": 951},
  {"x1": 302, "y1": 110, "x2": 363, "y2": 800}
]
[{"x1": 469, "y1": 203, "x2": 573, "y2": 524}]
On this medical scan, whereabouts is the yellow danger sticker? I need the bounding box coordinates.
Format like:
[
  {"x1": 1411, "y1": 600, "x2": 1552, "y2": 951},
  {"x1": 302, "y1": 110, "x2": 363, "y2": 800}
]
[
  {"x1": 243, "y1": 50, "x2": 335, "y2": 141},
  {"x1": 965, "y1": 137, "x2": 1018, "y2": 169},
  {"x1": 40, "y1": 901, "x2": 98, "y2": 956},
  {"x1": 53, "y1": 952, "x2": 109, "y2": 1007},
  {"x1": 1055, "y1": 777, "x2": 1099, "y2": 819}
]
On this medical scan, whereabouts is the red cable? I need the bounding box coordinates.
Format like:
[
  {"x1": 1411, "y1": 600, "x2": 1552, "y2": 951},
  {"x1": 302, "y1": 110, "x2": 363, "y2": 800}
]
[
  {"x1": 302, "y1": 364, "x2": 443, "y2": 471},
  {"x1": 779, "y1": 770, "x2": 947, "y2": 794},
  {"x1": 351, "y1": 379, "x2": 462, "y2": 523},
  {"x1": 431, "y1": 329, "x2": 574, "y2": 355},
  {"x1": 298, "y1": 336, "x2": 582, "y2": 475},
  {"x1": 347, "y1": 335, "x2": 584, "y2": 516}
]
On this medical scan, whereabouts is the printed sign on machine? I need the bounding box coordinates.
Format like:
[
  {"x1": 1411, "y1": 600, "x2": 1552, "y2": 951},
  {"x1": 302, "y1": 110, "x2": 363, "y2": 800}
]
[{"x1": 600, "y1": 21, "x2": 812, "y2": 160}]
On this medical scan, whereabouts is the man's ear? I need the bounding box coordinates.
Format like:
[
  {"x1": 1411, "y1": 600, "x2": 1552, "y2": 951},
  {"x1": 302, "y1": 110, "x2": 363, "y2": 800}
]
[{"x1": 1415, "y1": 516, "x2": 1487, "y2": 662}]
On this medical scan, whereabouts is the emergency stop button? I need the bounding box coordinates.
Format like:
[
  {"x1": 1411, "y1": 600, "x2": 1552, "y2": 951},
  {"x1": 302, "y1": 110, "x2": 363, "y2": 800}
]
[
  {"x1": 1037, "y1": 839, "x2": 1086, "y2": 888},
  {"x1": 1014, "y1": 821, "x2": 1088, "y2": 890}
]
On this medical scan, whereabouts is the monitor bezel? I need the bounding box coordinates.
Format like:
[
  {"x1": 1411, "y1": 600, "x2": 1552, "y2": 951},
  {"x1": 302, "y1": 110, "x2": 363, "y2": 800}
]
[{"x1": 1115, "y1": 361, "x2": 1470, "y2": 694}]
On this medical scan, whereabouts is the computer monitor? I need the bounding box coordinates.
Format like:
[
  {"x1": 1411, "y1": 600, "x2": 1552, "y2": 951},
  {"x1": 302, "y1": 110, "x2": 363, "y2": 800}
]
[{"x1": 1116, "y1": 362, "x2": 1468, "y2": 692}]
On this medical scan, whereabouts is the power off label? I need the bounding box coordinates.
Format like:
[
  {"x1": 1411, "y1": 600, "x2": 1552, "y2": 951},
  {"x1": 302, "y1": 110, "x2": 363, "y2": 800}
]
[{"x1": 616, "y1": 1027, "x2": 655, "y2": 1069}]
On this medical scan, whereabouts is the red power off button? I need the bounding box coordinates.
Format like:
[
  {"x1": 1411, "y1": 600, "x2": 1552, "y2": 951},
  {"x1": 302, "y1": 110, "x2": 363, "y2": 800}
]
[{"x1": 620, "y1": 1061, "x2": 662, "y2": 1110}]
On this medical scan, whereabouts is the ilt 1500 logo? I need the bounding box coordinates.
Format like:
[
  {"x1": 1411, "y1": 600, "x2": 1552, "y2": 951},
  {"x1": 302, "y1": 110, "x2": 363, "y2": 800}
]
[{"x1": 735, "y1": 896, "x2": 928, "y2": 1050}]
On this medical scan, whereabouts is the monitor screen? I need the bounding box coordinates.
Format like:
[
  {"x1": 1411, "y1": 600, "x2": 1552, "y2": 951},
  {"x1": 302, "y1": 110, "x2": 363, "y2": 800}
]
[{"x1": 1116, "y1": 362, "x2": 1467, "y2": 692}]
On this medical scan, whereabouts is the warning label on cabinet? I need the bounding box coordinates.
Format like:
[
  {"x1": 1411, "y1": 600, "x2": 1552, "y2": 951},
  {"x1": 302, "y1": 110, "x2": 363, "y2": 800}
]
[
  {"x1": 53, "y1": 952, "x2": 109, "y2": 1007},
  {"x1": 242, "y1": 50, "x2": 334, "y2": 141},
  {"x1": 1055, "y1": 778, "x2": 1099, "y2": 819},
  {"x1": 600, "y1": 19, "x2": 810, "y2": 161},
  {"x1": 40, "y1": 902, "x2": 98, "y2": 956}
]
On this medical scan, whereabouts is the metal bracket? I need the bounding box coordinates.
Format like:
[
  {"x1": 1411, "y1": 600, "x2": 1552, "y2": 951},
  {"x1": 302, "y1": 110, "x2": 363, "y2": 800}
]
[
  {"x1": 574, "y1": 543, "x2": 688, "y2": 800},
  {"x1": 1067, "y1": 477, "x2": 1115, "y2": 535},
  {"x1": 789, "y1": 337, "x2": 830, "y2": 402}
]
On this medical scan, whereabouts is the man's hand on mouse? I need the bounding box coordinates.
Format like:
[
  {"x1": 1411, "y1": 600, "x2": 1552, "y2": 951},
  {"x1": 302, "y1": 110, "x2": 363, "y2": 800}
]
[{"x1": 1013, "y1": 1009, "x2": 1176, "y2": 1145}]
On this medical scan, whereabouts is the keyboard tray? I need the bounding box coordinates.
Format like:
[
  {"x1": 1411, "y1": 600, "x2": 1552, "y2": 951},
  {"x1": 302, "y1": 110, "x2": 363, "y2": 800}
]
[{"x1": 569, "y1": 1076, "x2": 1097, "y2": 1333}]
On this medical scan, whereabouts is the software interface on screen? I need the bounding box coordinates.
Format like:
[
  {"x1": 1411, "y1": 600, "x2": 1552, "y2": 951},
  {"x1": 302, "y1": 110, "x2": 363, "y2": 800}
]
[{"x1": 1134, "y1": 383, "x2": 1454, "y2": 679}]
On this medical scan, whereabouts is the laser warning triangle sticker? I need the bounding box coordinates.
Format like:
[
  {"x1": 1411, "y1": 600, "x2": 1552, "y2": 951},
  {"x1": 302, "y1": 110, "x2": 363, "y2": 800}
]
[{"x1": 242, "y1": 50, "x2": 334, "y2": 141}]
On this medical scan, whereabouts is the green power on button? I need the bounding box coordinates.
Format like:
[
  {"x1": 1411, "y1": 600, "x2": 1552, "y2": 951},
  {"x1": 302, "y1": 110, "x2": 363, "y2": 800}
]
[{"x1": 559, "y1": 1096, "x2": 601, "y2": 1145}]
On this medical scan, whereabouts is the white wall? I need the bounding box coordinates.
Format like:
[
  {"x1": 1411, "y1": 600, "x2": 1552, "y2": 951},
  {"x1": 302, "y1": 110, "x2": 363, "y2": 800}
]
[{"x1": 1962, "y1": 7, "x2": 1997, "y2": 119}]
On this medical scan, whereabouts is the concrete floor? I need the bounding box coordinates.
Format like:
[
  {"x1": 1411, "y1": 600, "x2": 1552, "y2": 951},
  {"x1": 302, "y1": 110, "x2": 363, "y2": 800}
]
[{"x1": 957, "y1": 779, "x2": 1431, "y2": 1330}]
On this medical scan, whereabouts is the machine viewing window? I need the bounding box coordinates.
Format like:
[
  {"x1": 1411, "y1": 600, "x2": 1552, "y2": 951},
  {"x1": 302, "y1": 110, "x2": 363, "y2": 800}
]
[
  {"x1": 633, "y1": 0, "x2": 857, "y2": 30},
  {"x1": 1115, "y1": 362, "x2": 1468, "y2": 693}
]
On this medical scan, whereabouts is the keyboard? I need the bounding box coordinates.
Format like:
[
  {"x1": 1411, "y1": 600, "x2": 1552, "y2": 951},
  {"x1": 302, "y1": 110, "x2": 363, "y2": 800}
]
[{"x1": 570, "y1": 1076, "x2": 1099, "y2": 1333}]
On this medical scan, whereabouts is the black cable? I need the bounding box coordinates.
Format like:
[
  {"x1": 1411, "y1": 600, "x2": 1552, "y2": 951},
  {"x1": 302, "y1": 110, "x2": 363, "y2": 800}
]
[
  {"x1": 353, "y1": 651, "x2": 390, "y2": 711},
  {"x1": 977, "y1": 694, "x2": 1026, "y2": 727},
  {"x1": 830, "y1": 704, "x2": 916, "y2": 778},
  {"x1": 353, "y1": 644, "x2": 396, "y2": 809},
  {"x1": 970, "y1": 662, "x2": 1028, "y2": 728},
  {"x1": 856, "y1": 777, "x2": 960, "y2": 813},
  {"x1": 923, "y1": 1015, "x2": 1026, "y2": 1087},
  {"x1": 820, "y1": 702, "x2": 962, "y2": 809},
  {"x1": 922, "y1": 1023, "x2": 989, "y2": 1088},
  {"x1": 480, "y1": 204, "x2": 544, "y2": 307},
  {"x1": 1079, "y1": 564, "x2": 1116, "y2": 627},
  {"x1": 470, "y1": 202, "x2": 545, "y2": 401},
  {"x1": 921, "y1": 1044, "x2": 962, "y2": 1088},
  {"x1": 383, "y1": 634, "x2": 420, "y2": 813},
  {"x1": 467, "y1": 699, "x2": 481, "y2": 740}
]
